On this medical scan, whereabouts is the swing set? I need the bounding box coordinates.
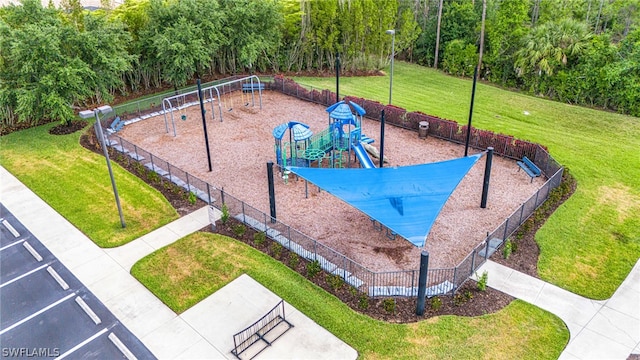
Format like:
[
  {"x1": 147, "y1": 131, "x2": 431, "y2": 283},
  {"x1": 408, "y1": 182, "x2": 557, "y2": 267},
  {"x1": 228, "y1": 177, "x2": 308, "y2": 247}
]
[{"x1": 161, "y1": 75, "x2": 263, "y2": 137}]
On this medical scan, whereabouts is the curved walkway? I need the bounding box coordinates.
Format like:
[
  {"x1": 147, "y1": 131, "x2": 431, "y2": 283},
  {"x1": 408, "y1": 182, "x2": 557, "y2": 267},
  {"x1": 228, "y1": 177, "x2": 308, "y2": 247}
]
[{"x1": 474, "y1": 261, "x2": 640, "y2": 359}]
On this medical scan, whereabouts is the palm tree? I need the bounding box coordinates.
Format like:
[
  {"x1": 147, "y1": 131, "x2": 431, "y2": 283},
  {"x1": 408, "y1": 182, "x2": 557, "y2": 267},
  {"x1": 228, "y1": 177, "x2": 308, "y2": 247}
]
[{"x1": 514, "y1": 19, "x2": 591, "y2": 80}]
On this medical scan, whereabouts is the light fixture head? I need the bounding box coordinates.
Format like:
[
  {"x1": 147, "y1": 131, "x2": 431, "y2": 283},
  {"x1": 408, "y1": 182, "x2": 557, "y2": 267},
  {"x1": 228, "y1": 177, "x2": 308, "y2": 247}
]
[
  {"x1": 96, "y1": 105, "x2": 113, "y2": 115},
  {"x1": 78, "y1": 110, "x2": 94, "y2": 119},
  {"x1": 385, "y1": 29, "x2": 395, "y2": 35}
]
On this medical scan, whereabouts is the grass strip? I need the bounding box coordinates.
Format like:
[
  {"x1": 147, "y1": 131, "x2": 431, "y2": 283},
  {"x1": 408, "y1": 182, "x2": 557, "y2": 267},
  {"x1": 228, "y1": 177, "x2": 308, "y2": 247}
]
[
  {"x1": 132, "y1": 232, "x2": 568, "y2": 359},
  {"x1": 0, "y1": 122, "x2": 178, "y2": 247}
]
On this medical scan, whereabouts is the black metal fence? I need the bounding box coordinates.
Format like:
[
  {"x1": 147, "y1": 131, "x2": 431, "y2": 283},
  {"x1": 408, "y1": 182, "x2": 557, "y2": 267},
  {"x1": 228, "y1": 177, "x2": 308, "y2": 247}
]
[{"x1": 106, "y1": 78, "x2": 564, "y2": 298}]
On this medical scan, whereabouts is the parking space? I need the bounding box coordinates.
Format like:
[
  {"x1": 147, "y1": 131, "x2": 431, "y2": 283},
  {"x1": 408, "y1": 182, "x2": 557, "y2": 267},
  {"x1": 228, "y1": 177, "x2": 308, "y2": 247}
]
[{"x1": 0, "y1": 204, "x2": 156, "y2": 359}]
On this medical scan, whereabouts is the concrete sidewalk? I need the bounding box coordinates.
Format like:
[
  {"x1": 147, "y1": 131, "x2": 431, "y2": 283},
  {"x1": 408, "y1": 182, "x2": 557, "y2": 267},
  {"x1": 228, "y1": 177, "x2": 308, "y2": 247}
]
[
  {"x1": 0, "y1": 166, "x2": 357, "y2": 359},
  {"x1": 474, "y1": 260, "x2": 640, "y2": 359}
]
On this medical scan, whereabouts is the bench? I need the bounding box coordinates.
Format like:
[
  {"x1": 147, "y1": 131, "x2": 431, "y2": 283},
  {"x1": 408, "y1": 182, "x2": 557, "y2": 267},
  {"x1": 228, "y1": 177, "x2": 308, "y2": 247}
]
[
  {"x1": 242, "y1": 83, "x2": 265, "y2": 93},
  {"x1": 517, "y1": 156, "x2": 541, "y2": 182},
  {"x1": 107, "y1": 116, "x2": 124, "y2": 134}
]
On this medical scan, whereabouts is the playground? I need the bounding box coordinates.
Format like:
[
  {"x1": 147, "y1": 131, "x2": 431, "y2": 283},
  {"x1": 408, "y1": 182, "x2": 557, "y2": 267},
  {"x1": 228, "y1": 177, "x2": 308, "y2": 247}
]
[{"x1": 117, "y1": 89, "x2": 545, "y2": 271}]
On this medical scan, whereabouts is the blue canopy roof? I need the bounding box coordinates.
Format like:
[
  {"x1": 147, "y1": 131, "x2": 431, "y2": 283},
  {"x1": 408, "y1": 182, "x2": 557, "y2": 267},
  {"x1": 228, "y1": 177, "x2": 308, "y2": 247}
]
[
  {"x1": 326, "y1": 100, "x2": 366, "y2": 116},
  {"x1": 273, "y1": 121, "x2": 312, "y2": 140},
  {"x1": 287, "y1": 153, "x2": 483, "y2": 247}
]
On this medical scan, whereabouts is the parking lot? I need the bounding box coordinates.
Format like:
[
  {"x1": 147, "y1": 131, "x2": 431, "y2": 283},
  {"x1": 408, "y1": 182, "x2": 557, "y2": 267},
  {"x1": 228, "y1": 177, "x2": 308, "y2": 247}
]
[{"x1": 0, "y1": 204, "x2": 155, "y2": 359}]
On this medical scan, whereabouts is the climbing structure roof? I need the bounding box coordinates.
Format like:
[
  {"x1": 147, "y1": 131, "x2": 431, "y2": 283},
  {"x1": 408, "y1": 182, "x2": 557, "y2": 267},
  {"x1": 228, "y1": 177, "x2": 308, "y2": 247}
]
[{"x1": 287, "y1": 153, "x2": 484, "y2": 247}]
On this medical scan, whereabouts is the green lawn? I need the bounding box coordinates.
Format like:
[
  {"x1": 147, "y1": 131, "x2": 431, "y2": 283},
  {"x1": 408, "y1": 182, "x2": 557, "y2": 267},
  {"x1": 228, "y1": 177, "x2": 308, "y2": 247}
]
[
  {"x1": 0, "y1": 122, "x2": 178, "y2": 247},
  {"x1": 133, "y1": 232, "x2": 568, "y2": 360},
  {"x1": 295, "y1": 62, "x2": 640, "y2": 299}
]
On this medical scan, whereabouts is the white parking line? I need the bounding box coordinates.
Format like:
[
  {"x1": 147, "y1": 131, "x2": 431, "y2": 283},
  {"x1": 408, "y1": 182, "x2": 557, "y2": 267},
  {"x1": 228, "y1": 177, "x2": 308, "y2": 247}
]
[
  {"x1": 55, "y1": 328, "x2": 108, "y2": 360},
  {"x1": 0, "y1": 262, "x2": 49, "y2": 288},
  {"x1": 75, "y1": 296, "x2": 102, "y2": 325},
  {"x1": 108, "y1": 333, "x2": 138, "y2": 360},
  {"x1": 2, "y1": 219, "x2": 20, "y2": 237},
  {"x1": 47, "y1": 266, "x2": 69, "y2": 290},
  {"x1": 0, "y1": 238, "x2": 25, "y2": 252},
  {"x1": 0, "y1": 293, "x2": 75, "y2": 335},
  {"x1": 23, "y1": 241, "x2": 43, "y2": 261}
]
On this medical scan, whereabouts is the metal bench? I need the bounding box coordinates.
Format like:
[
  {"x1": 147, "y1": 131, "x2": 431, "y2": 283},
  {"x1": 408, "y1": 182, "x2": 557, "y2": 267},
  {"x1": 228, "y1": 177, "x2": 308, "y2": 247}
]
[
  {"x1": 517, "y1": 156, "x2": 541, "y2": 182},
  {"x1": 242, "y1": 83, "x2": 265, "y2": 93},
  {"x1": 107, "y1": 116, "x2": 124, "y2": 134}
]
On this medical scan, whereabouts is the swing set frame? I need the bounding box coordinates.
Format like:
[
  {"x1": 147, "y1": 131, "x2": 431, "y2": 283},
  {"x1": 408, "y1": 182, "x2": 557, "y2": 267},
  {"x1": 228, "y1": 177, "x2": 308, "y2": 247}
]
[{"x1": 161, "y1": 75, "x2": 263, "y2": 137}]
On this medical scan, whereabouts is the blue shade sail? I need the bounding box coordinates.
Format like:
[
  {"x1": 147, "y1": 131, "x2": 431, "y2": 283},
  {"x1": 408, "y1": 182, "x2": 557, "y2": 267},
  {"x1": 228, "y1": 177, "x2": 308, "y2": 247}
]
[{"x1": 287, "y1": 153, "x2": 484, "y2": 247}]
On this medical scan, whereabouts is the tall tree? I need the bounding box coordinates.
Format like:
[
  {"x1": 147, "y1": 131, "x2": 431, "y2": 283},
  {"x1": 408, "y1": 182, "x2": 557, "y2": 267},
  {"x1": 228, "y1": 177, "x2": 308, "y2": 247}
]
[
  {"x1": 433, "y1": 0, "x2": 443, "y2": 68},
  {"x1": 477, "y1": 0, "x2": 487, "y2": 75}
]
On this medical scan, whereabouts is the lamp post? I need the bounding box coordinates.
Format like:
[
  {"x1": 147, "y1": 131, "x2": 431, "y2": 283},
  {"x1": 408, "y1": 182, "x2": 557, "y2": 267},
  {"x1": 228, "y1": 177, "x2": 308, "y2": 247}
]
[
  {"x1": 79, "y1": 106, "x2": 126, "y2": 228},
  {"x1": 385, "y1": 29, "x2": 395, "y2": 105}
]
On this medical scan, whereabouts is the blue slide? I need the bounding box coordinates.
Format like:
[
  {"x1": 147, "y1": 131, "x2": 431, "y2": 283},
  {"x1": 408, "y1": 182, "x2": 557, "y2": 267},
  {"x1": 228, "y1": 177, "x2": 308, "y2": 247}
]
[{"x1": 352, "y1": 142, "x2": 376, "y2": 168}]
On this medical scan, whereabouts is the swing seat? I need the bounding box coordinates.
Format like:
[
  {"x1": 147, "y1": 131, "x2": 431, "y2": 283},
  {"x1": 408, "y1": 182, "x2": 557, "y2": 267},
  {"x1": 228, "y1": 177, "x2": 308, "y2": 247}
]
[{"x1": 181, "y1": 114, "x2": 187, "y2": 121}]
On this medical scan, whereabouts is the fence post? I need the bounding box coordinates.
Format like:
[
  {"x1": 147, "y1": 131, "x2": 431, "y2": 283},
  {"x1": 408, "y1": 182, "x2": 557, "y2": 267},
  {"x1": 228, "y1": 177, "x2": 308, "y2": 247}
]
[
  {"x1": 503, "y1": 218, "x2": 509, "y2": 241},
  {"x1": 484, "y1": 240, "x2": 491, "y2": 260},
  {"x1": 452, "y1": 268, "x2": 457, "y2": 295},
  {"x1": 221, "y1": 187, "x2": 225, "y2": 205},
  {"x1": 267, "y1": 161, "x2": 276, "y2": 223},
  {"x1": 206, "y1": 183, "x2": 211, "y2": 204},
  {"x1": 415, "y1": 251, "x2": 430, "y2": 315},
  {"x1": 519, "y1": 204, "x2": 525, "y2": 224},
  {"x1": 372, "y1": 272, "x2": 375, "y2": 297},
  {"x1": 470, "y1": 249, "x2": 476, "y2": 273},
  {"x1": 186, "y1": 172, "x2": 190, "y2": 192}
]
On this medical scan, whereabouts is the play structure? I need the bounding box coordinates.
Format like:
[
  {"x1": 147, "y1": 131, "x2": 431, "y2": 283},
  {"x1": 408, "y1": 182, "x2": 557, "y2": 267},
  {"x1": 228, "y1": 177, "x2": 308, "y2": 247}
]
[
  {"x1": 273, "y1": 100, "x2": 376, "y2": 169},
  {"x1": 272, "y1": 101, "x2": 487, "y2": 248},
  {"x1": 162, "y1": 75, "x2": 263, "y2": 136}
]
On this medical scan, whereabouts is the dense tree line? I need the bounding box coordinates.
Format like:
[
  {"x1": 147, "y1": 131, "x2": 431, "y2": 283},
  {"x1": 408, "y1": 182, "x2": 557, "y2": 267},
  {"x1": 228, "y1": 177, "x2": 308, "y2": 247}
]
[
  {"x1": 415, "y1": 0, "x2": 639, "y2": 116},
  {"x1": 0, "y1": 0, "x2": 638, "y2": 127}
]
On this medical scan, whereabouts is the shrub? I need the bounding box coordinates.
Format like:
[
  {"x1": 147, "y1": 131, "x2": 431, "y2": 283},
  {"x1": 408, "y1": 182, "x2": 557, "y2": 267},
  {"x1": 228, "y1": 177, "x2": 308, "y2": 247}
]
[
  {"x1": 358, "y1": 294, "x2": 369, "y2": 310},
  {"x1": 288, "y1": 252, "x2": 299, "y2": 268},
  {"x1": 442, "y1": 39, "x2": 478, "y2": 77},
  {"x1": 477, "y1": 270, "x2": 489, "y2": 292},
  {"x1": 306, "y1": 260, "x2": 321, "y2": 278},
  {"x1": 382, "y1": 298, "x2": 396, "y2": 314},
  {"x1": 232, "y1": 223, "x2": 246, "y2": 237},
  {"x1": 188, "y1": 191, "x2": 197, "y2": 205},
  {"x1": 503, "y1": 239, "x2": 513, "y2": 259},
  {"x1": 253, "y1": 232, "x2": 265, "y2": 246},
  {"x1": 430, "y1": 296, "x2": 442, "y2": 311},
  {"x1": 453, "y1": 293, "x2": 466, "y2": 306},
  {"x1": 270, "y1": 242, "x2": 283, "y2": 258},
  {"x1": 221, "y1": 204, "x2": 230, "y2": 224},
  {"x1": 464, "y1": 290, "x2": 473, "y2": 300},
  {"x1": 326, "y1": 274, "x2": 344, "y2": 291}
]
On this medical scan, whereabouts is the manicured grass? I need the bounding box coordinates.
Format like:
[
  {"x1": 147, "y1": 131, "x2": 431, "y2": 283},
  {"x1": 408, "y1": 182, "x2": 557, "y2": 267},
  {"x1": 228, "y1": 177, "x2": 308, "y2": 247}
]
[
  {"x1": 296, "y1": 62, "x2": 640, "y2": 299},
  {"x1": 0, "y1": 122, "x2": 178, "y2": 247},
  {"x1": 132, "y1": 232, "x2": 568, "y2": 359}
]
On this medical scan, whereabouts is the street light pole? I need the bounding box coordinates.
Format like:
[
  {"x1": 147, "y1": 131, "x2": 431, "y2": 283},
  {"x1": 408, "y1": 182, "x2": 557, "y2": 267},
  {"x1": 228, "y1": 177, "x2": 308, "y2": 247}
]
[
  {"x1": 80, "y1": 106, "x2": 126, "y2": 228},
  {"x1": 386, "y1": 29, "x2": 395, "y2": 105}
]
